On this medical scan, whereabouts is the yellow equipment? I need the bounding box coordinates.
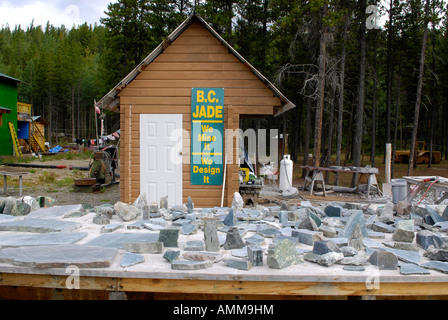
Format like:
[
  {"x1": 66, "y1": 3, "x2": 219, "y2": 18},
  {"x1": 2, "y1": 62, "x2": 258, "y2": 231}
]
[
  {"x1": 8, "y1": 122, "x2": 22, "y2": 157},
  {"x1": 395, "y1": 141, "x2": 441, "y2": 164}
]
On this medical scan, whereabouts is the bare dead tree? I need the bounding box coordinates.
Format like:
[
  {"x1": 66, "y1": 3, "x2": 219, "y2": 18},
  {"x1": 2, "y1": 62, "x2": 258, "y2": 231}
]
[{"x1": 408, "y1": 0, "x2": 431, "y2": 176}]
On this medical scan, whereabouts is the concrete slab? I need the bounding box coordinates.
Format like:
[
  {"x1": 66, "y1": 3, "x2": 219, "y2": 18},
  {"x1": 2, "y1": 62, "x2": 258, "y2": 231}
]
[
  {"x1": 0, "y1": 244, "x2": 118, "y2": 268},
  {"x1": 0, "y1": 232, "x2": 88, "y2": 248},
  {"x1": 84, "y1": 233, "x2": 159, "y2": 249},
  {"x1": 0, "y1": 218, "x2": 82, "y2": 233}
]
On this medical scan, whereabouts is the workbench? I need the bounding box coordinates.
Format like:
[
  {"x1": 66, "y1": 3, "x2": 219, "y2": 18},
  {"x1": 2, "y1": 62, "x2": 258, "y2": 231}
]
[
  {"x1": 0, "y1": 170, "x2": 29, "y2": 197},
  {"x1": 300, "y1": 166, "x2": 380, "y2": 197},
  {"x1": 402, "y1": 176, "x2": 448, "y2": 204}
]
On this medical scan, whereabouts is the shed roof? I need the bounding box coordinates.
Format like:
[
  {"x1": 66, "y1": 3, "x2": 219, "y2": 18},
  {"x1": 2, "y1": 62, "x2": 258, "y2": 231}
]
[
  {"x1": 0, "y1": 73, "x2": 21, "y2": 84},
  {"x1": 0, "y1": 106, "x2": 12, "y2": 114},
  {"x1": 96, "y1": 13, "x2": 295, "y2": 116}
]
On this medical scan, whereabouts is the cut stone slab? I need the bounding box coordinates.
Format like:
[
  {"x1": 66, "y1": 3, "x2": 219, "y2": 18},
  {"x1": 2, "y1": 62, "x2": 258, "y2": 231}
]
[
  {"x1": 424, "y1": 248, "x2": 448, "y2": 261},
  {"x1": 181, "y1": 222, "x2": 198, "y2": 235},
  {"x1": 203, "y1": 218, "x2": 220, "y2": 252},
  {"x1": 0, "y1": 232, "x2": 87, "y2": 248},
  {"x1": 120, "y1": 252, "x2": 144, "y2": 267},
  {"x1": 247, "y1": 245, "x2": 263, "y2": 266},
  {"x1": 223, "y1": 259, "x2": 252, "y2": 270},
  {"x1": 426, "y1": 205, "x2": 446, "y2": 224},
  {"x1": 147, "y1": 217, "x2": 170, "y2": 227},
  {"x1": 399, "y1": 263, "x2": 430, "y2": 275},
  {"x1": 378, "y1": 201, "x2": 395, "y2": 224},
  {"x1": 383, "y1": 247, "x2": 421, "y2": 265},
  {"x1": 163, "y1": 249, "x2": 180, "y2": 262},
  {"x1": 294, "y1": 229, "x2": 324, "y2": 246},
  {"x1": 101, "y1": 224, "x2": 123, "y2": 233},
  {"x1": 0, "y1": 218, "x2": 82, "y2": 233},
  {"x1": 303, "y1": 252, "x2": 321, "y2": 263},
  {"x1": 158, "y1": 228, "x2": 180, "y2": 248},
  {"x1": 257, "y1": 228, "x2": 282, "y2": 238},
  {"x1": 142, "y1": 222, "x2": 165, "y2": 231},
  {"x1": 171, "y1": 260, "x2": 214, "y2": 270},
  {"x1": 421, "y1": 261, "x2": 448, "y2": 274},
  {"x1": 392, "y1": 219, "x2": 415, "y2": 243},
  {"x1": 231, "y1": 247, "x2": 248, "y2": 258},
  {"x1": 245, "y1": 234, "x2": 265, "y2": 246},
  {"x1": 0, "y1": 244, "x2": 118, "y2": 268},
  {"x1": 85, "y1": 233, "x2": 159, "y2": 249},
  {"x1": 368, "y1": 250, "x2": 398, "y2": 270},
  {"x1": 338, "y1": 210, "x2": 367, "y2": 239},
  {"x1": 184, "y1": 240, "x2": 204, "y2": 251},
  {"x1": 296, "y1": 216, "x2": 318, "y2": 231},
  {"x1": 267, "y1": 239, "x2": 303, "y2": 269},
  {"x1": 318, "y1": 252, "x2": 344, "y2": 267},
  {"x1": 223, "y1": 208, "x2": 236, "y2": 227},
  {"x1": 124, "y1": 242, "x2": 163, "y2": 254},
  {"x1": 416, "y1": 230, "x2": 448, "y2": 249},
  {"x1": 93, "y1": 214, "x2": 110, "y2": 225},
  {"x1": 182, "y1": 251, "x2": 222, "y2": 263},
  {"x1": 312, "y1": 240, "x2": 341, "y2": 255},
  {"x1": 223, "y1": 227, "x2": 245, "y2": 250},
  {"x1": 324, "y1": 205, "x2": 342, "y2": 217},
  {"x1": 339, "y1": 255, "x2": 369, "y2": 266},
  {"x1": 25, "y1": 204, "x2": 83, "y2": 219},
  {"x1": 343, "y1": 266, "x2": 366, "y2": 272},
  {"x1": 372, "y1": 221, "x2": 395, "y2": 233}
]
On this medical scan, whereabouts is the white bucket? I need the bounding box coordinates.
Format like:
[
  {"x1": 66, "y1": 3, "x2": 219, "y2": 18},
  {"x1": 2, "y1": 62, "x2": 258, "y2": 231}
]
[{"x1": 391, "y1": 179, "x2": 407, "y2": 204}]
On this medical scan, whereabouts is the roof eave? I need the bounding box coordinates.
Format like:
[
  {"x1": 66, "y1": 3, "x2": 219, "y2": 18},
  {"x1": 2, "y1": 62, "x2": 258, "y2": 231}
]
[{"x1": 97, "y1": 13, "x2": 295, "y2": 116}]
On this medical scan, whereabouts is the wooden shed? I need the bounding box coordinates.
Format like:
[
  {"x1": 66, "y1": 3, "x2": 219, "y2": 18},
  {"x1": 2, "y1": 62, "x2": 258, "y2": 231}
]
[{"x1": 97, "y1": 13, "x2": 295, "y2": 208}]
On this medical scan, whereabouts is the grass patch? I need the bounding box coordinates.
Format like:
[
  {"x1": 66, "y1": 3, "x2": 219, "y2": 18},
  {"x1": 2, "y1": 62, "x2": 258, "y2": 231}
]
[
  {"x1": 39, "y1": 170, "x2": 57, "y2": 183},
  {"x1": 56, "y1": 177, "x2": 74, "y2": 187}
]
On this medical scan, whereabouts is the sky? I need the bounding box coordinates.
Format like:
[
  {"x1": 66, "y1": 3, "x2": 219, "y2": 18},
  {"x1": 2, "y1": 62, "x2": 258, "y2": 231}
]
[{"x1": 0, "y1": 0, "x2": 118, "y2": 29}]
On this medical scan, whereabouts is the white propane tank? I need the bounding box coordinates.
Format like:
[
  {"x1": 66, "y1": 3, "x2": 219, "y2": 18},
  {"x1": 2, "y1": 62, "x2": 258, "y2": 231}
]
[{"x1": 279, "y1": 155, "x2": 293, "y2": 191}]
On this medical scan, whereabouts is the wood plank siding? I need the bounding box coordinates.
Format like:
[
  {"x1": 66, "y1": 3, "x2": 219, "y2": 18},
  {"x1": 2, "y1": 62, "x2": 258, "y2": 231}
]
[{"x1": 116, "y1": 19, "x2": 282, "y2": 207}]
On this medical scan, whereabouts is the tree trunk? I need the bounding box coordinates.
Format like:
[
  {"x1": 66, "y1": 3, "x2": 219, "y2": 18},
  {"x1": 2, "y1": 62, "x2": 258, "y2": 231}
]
[
  {"x1": 302, "y1": 95, "x2": 312, "y2": 177},
  {"x1": 371, "y1": 32, "x2": 378, "y2": 167},
  {"x1": 325, "y1": 90, "x2": 336, "y2": 184},
  {"x1": 72, "y1": 86, "x2": 75, "y2": 141},
  {"x1": 335, "y1": 12, "x2": 349, "y2": 185},
  {"x1": 391, "y1": 69, "x2": 401, "y2": 179},
  {"x1": 313, "y1": 3, "x2": 328, "y2": 168},
  {"x1": 385, "y1": 0, "x2": 394, "y2": 161},
  {"x1": 407, "y1": 0, "x2": 431, "y2": 176},
  {"x1": 351, "y1": 0, "x2": 367, "y2": 187}
]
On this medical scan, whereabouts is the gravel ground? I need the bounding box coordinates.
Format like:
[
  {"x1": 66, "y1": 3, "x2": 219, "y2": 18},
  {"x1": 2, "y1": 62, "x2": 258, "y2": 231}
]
[{"x1": 0, "y1": 159, "x2": 120, "y2": 207}]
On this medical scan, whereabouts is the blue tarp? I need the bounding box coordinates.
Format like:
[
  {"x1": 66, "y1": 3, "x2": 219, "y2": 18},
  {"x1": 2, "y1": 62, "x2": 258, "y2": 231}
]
[{"x1": 48, "y1": 145, "x2": 68, "y2": 153}]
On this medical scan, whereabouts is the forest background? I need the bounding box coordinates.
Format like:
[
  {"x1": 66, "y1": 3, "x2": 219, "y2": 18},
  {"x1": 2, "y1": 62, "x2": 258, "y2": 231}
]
[{"x1": 0, "y1": 0, "x2": 447, "y2": 179}]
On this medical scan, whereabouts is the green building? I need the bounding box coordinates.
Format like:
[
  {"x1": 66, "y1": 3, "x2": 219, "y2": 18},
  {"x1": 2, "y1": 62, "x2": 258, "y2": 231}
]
[{"x1": 0, "y1": 73, "x2": 20, "y2": 156}]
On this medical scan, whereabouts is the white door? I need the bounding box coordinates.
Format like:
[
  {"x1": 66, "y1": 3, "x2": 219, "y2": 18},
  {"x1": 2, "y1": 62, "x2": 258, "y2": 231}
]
[{"x1": 140, "y1": 114, "x2": 183, "y2": 207}]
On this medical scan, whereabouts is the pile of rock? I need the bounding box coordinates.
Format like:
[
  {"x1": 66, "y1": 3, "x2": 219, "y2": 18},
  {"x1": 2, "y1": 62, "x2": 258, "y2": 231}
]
[
  {"x1": 102, "y1": 191, "x2": 448, "y2": 275},
  {"x1": 0, "y1": 195, "x2": 55, "y2": 216},
  {"x1": 4, "y1": 190, "x2": 448, "y2": 276}
]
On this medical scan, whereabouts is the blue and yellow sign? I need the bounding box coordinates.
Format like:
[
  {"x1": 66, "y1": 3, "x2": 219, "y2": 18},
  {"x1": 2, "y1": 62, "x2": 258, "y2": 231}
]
[{"x1": 191, "y1": 88, "x2": 224, "y2": 185}]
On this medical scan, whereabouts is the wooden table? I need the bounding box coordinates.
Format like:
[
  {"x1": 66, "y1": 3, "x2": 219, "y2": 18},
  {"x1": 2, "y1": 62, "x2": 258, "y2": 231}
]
[
  {"x1": 300, "y1": 166, "x2": 380, "y2": 197},
  {"x1": 0, "y1": 170, "x2": 29, "y2": 197},
  {"x1": 1, "y1": 255, "x2": 448, "y2": 300}
]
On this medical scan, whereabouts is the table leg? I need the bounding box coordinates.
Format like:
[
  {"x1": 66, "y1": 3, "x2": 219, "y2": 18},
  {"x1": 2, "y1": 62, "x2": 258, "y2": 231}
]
[{"x1": 19, "y1": 175, "x2": 23, "y2": 197}]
